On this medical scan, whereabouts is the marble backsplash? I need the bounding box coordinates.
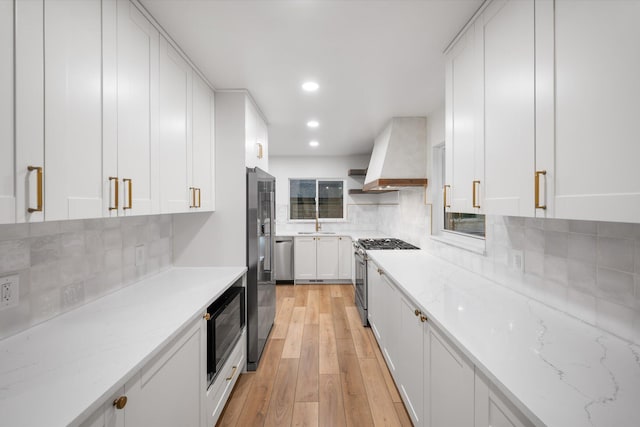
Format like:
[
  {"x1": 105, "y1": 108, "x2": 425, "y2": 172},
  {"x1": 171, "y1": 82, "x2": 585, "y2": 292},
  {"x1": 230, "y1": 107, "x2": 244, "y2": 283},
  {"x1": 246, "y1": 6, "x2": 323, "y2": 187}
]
[
  {"x1": 275, "y1": 203, "x2": 379, "y2": 234},
  {"x1": 377, "y1": 188, "x2": 640, "y2": 344},
  {"x1": 0, "y1": 215, "x2": 173, "y2": 340}
]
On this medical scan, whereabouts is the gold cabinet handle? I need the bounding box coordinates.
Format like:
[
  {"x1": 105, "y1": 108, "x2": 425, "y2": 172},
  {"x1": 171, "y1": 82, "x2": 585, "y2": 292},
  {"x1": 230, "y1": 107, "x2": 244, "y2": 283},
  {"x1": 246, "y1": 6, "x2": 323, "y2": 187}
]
[
  {"x1": 257, "y1": 143, "x2": 263, "y2": 159},
  {"x1": 27, "y1": 166, "x2": 43, "y2": 213},
  {"x1": 472, "y1": 180, "x2": 481, "y2": 209},
  {"x1": 535, "y1": 170, "x2": 547, "y2": 210},
  {"x1": 443, "y1": 184, "x2": 451, "y2": 208},
  {"x1": 109, "y1": 177, "x2": 119, "y2": 211},
  {"x1": 189, "y1": 187, "x2": 196, "y2": 208},
  {"x1": 420, "y1": 314, "x2": 428, "y2": 323},
  {"x1": 113, "y1": 396, "x2": 127, "y2": 410},
  {"x1": 414, "y1": 309, "x2": 421, "y2": 317},
  {"x1": 203, "y1": 312, "x2": 211, "y2": 321},
  {"x1": 197, "y1": 188, "x2": 201, "y2": 208},
  {"x1": 123, "y1": 179, "x2": 132, "y2": 210},
  {"x1": 226, "y1": 366, "x2": 238, "y2": 381},
  {"x1": 377, "y1": 268, "x2": 384, "y2": 275}
]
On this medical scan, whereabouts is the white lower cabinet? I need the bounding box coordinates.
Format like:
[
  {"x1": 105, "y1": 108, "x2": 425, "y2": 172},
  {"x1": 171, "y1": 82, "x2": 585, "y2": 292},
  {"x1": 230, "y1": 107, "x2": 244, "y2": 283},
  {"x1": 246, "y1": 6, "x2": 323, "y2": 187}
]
[
  {"x1": 205, "y1": 330, "x2": 246, "y2": 426},
  {"x1": 294, "y1": 236, "x2": 352, "y2": 282},
  {"x1": 426, "y1": 325, "x2": 475, "y2": 427},
  {"x1": 475, "y1": 371, "x2": 534, "y2": 427},
  {"x1": 79, "y1": 319, "x2": 202, "y2": 427},
  {"x1": 368, "y1": 261, "x2": 532, "y2": 427}
]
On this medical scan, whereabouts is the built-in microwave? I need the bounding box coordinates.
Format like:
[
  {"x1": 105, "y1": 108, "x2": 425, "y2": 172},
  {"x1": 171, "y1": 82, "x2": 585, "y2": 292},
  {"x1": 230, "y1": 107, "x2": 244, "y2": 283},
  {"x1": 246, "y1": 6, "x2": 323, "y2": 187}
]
[{"x1": 205, "y1": 281, "x2": 245, "y2": 387}]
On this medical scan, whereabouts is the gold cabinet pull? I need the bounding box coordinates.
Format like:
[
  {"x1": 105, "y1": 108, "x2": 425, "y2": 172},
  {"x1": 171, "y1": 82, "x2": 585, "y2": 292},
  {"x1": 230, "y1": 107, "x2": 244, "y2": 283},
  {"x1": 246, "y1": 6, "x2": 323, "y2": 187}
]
[
  {"x1": 123, "y1": 179, "x2": 132, "y2": 210},
  {"x1": 226, "y1": 366, "x2": 238, "y2": 381},
  {"x1": 420, "y1": 314, "x2": 428, "y2": 323},
  {"x1": 27, "y1": 166, "x2": 43, "y2": 213},
  {"x1": 109, "y1": 177, "x2": 119, "y2": 211},
  {"x1": 257, "y1": 143, "x2": 263, "y2": 159},
  {"x1": 113, "y1": 396, "x2": 127, "y2": 410},
  {"x1": 189, "y1": 187, "x2": 196, "y2": 208},
  {"x1": 203, "y1": 312, "x2": 211, "y2": 321},
  {"x1": 472, "y1": 180, "x2": 481, "y2": 209},
  {"x1": 535, "y1": 170, "x2": 546, "y2": 209},
  {"x1": 197, "y1": 188, "x2": 201, "y2": 208},
  {"x1": 414, "y1": 309, "x2": 421, "y2": 317},
  {"x1": 377, "y1": 268, "x2": 384, "y2": 275},
  {"x1": 443, "y1": 184, "x2": 451, "y2": 208}
]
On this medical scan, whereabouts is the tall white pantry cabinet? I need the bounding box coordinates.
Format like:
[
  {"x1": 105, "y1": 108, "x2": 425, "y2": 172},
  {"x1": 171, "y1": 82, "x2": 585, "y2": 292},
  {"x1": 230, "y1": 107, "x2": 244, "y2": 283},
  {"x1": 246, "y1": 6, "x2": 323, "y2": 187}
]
[{"x1": 1, "y1": 0, "x2": 216, "y2": 225}]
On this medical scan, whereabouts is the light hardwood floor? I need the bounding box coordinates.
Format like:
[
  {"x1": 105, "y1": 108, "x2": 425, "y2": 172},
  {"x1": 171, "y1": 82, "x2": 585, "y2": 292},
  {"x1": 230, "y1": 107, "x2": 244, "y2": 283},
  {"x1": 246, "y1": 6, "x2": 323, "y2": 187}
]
[{"x1": 216, "y1": 284, "x2": 412, "y2": 427}]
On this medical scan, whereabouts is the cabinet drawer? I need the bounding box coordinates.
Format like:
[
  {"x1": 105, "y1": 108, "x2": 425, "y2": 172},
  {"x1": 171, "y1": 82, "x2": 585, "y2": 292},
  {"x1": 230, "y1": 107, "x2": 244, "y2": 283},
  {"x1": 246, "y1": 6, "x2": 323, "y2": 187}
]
[{"x1": 205, "y1": 329, "x2": 246, "y2": 426}]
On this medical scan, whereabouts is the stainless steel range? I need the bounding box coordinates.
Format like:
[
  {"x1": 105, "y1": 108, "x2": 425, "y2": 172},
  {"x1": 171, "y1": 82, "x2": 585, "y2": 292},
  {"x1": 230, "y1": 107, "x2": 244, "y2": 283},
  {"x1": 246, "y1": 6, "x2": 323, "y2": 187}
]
[{"x1": 354, "y1": 238, "x2": 419, "y2": 325}]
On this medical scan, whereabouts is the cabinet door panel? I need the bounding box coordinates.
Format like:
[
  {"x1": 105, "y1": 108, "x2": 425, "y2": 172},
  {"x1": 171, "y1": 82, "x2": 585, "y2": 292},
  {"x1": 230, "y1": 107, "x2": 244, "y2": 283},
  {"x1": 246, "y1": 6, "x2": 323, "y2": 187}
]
[
  {"x1": 446, "y1": 27, "x2": 482, "y2": 214},
  {"x1": 367, "y1": 262, "x2": 382, "y2": 340},
  {"x1": 159, "y1": 37, "x2": 192, "y2": 213},
  {"x1": 125, "y1": 322, "x2": 201, "y2": 427},
  {"x1": 79, "y1": 388, "x2": 125, "y2": 427},
  {"x1": 192, "y1": 75, "x2": 215, "y2": 211},
  {"x1": 428, "y1": 327, "x2": 474, "y2": 427},
  {"x1": 338, "y1": 237, "x2": 352, "y2": 280},
  {"x1": 15, "y1": 0, "x2": 44, "y2": 223},
  {"x1": 0, "y1": 0, "x2": 15, "y2": 224},
  {"x1": 44, "y1": 0, "x2": 103, "y2": 221},
  {"x1": 116, "y1": 0, "x2": 158, "y2": 216},
  {"x1": 483, "y1": 0, "x2": 535, "y2": 217},
  {"x1": 380, "y1": 274, "x2": 400, "y2": 375},
  {"x1": 399, "y1": 296, "x2": 423, "y2": 426},
  {"x1": 475, "y1": 372, "x2": 533, "y2": 427},
  {"x1": 551, "y1": 0, "x2": 640, "y2": 222},
  {"x1": 316, "y1": 236, "x2": 339, "y2": 280},
  {"x1": 294, "y1": 237, "x2": 316, "y2": 280}
]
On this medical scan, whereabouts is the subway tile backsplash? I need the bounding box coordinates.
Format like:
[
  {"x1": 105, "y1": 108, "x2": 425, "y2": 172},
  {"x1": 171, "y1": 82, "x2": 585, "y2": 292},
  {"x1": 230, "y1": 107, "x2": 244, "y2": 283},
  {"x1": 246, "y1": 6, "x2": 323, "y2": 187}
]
[
  {"x1": 378, "y1": 189, "x2": 640, "y2": 345},
  {"x1": 0, "y1": 215, "x2": 173, "y2": 340}
]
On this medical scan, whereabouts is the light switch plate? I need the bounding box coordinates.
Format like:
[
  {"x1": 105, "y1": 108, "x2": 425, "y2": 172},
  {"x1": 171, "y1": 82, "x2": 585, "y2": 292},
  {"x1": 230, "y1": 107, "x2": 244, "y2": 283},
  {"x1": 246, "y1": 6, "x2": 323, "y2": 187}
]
[{"x1": 1, "y1": 274, "x2": 19, "y2": 310}]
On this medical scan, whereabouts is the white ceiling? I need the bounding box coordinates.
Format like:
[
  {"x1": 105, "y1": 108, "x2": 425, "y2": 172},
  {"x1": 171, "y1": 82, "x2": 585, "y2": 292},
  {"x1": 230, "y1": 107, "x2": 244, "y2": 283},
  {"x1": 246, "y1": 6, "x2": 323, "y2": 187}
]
[{"x1": 140, "y1": 0, "x2": 482, "y2": 156}]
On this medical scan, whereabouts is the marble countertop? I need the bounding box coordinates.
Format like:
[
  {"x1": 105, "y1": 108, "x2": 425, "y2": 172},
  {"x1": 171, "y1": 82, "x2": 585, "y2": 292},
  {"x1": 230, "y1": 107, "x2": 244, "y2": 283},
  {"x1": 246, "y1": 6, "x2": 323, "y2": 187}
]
[
  {"x1": 366, "y1": 250, "x2": 640, "y2": 427},
  {"x1": 0, "y1": 266, "x2": 247, "y2": 427}
]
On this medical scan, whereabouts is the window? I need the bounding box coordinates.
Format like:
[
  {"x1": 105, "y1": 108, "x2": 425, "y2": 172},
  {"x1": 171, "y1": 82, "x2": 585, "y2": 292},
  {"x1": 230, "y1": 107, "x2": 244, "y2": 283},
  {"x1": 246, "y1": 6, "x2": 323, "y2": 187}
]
[{"x1": 289, "y1": 179, "x2": 345, "y2": 220}]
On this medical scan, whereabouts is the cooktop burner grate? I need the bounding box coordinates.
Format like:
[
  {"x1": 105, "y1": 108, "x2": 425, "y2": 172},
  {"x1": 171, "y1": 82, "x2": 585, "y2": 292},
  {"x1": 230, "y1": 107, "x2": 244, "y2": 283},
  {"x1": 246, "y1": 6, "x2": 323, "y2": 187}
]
[{"x1": 357, "y1": 238, "x2": 419, "y2": 250}]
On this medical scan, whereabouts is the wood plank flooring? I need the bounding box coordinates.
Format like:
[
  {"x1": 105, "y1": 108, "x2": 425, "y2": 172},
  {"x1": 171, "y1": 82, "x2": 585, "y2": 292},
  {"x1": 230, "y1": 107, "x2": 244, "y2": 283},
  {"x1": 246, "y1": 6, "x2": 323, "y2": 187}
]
[{"x1": 216, "y1": 284, "x2": 412, "y2": 427}]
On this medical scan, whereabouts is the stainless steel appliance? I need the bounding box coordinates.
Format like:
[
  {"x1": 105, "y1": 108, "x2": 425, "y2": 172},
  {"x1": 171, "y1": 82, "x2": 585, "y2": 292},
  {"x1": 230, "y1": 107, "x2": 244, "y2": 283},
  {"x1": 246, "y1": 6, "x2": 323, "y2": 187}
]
[
  {"x1": 205, "y1": 279, "x2": 245, "y2": 387},
  {"x1": 246, "y1": 167, "x2": 276, "y2": 370},
  {"x1": 275, "y1": 236, "x2": 294, "y2": 283},
  {"x1": 354, "y1": 238, "x2": 419, "y2": 326}
]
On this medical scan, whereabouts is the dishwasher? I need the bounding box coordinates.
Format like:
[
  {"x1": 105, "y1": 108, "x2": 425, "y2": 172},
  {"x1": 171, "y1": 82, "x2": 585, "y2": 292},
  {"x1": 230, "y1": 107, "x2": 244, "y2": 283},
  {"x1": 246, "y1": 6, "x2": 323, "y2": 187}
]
[{"x1": 275, "y1": 236, "x2": 294, "y2": 284}]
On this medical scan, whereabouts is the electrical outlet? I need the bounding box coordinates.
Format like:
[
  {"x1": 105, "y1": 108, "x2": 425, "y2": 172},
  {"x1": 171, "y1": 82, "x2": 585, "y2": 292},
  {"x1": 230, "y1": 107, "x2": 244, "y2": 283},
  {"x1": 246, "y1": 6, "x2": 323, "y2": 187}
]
[
  {"x1": 135, "y1": 244, "x2": 147, "y2": 267},
  {"x1": 1, "y1": 274, "x2": 19, "y2": 310},
  {"x1": 512, "y1": 250, "x2": 524, "y2": 272}
]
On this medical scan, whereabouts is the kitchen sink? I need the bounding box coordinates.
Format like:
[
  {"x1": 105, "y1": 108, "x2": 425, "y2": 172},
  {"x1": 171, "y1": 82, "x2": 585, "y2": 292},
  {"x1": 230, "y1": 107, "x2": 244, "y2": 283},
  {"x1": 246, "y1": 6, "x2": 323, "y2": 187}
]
[{"x1": 318, "y1": 232, "x2": 336, "y2": 234}]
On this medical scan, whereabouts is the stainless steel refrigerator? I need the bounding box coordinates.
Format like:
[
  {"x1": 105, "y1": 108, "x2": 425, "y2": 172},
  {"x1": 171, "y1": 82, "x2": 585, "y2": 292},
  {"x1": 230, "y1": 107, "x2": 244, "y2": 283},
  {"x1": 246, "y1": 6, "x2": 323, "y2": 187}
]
[{"x1": 246, "y1": 167, "x2": 276, "y2": 370}]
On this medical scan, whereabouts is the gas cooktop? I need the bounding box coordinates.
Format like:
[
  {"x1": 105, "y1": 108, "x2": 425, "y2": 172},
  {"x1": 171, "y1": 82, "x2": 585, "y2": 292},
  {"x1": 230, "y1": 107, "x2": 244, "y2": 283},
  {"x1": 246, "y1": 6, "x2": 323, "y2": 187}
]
[{"x1": 357, "y1": 238, "x2": 419, "y2": 250}]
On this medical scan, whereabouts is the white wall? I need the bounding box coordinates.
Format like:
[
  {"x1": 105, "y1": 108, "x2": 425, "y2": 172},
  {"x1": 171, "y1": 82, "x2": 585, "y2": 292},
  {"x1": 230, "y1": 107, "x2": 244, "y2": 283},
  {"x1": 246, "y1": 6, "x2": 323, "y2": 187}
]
[
  {"x1": 173, "y1": 91, "x2": 247, "y2": 267},
  {"x1": 270, "y1": 155, "x2": 387, "y2": 234}
]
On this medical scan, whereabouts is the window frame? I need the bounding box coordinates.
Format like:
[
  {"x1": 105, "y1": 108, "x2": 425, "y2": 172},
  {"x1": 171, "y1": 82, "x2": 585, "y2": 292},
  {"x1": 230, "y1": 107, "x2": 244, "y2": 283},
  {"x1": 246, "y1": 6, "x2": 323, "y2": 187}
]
[{"x1": 288, "y1": 178, "x2": 347, "y2": 222}]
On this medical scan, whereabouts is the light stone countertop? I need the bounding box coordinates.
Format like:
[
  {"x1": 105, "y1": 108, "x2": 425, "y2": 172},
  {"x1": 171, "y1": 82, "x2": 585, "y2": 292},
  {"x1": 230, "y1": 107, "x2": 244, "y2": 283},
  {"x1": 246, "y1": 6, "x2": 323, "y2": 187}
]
[
  {"x1": 366, "y1": 250, "x2": 640, "y2": 427},
  {"x1": 0, "y1": 266, "x2": 247, "y2": 427},
  {"x1": 275, "y1": 230, "x2": 390, "y2": 240}
]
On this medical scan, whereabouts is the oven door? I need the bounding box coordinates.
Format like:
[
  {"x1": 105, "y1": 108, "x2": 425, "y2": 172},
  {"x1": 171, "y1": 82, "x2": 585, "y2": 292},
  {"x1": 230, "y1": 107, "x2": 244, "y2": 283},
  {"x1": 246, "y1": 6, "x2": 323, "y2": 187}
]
[{"x1": 354, "y1": 250, "x2": 368, "y2": 326}]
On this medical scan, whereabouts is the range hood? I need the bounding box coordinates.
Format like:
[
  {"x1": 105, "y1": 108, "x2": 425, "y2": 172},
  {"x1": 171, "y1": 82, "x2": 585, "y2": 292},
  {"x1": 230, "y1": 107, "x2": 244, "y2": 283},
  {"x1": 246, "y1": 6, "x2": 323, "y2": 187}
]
[{"x1": 363, "y1": 117, "x2": 428, "y2": 191}]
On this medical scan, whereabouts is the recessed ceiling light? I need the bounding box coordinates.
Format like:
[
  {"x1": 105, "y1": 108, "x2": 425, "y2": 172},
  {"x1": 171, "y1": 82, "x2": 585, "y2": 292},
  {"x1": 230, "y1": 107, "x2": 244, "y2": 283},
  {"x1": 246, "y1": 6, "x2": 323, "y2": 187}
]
[
  {"x1": 309, "y1": 140, "x2": 319, "y2": 147},
  {"x1": 302, "y1": 81, "x2": 319, "y2": 92},
  {"x1": 307, "y1": 120, "x2": 319, "y2": 128}
]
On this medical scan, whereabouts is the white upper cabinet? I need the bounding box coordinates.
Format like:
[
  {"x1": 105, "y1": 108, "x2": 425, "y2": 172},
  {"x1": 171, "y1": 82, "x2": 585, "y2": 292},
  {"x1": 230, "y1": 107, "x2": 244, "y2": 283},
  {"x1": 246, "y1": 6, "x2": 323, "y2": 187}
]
[
  {"x1": 15, "y1": 0, "x2": 44, "y2": 223},
  {"x1": 44, "y1": 0, "x2": 103, "y2": 221},
  {"x1": 103, "y1": 0, "x2": 160, "y2": 217},
  {"x1": 191, "y1": 75, "x2": 215, "y2": 211},
  {"x1": 159, "y1": 37, "x2": 192, "y2": 214},
  {"x1": 245, "y1": 98, "x2": 268, "y2": 171},
  {"x1": 537, "y1": 0, "x2": 640, "y2": 223},
  {"x1": 0, "y1": 0, "x2": 15, "y2": 224},
  {"x1": 482, "y1": 0, "x2": 535, "y2": 217},
  {"x1": 445, "y1": 23, "x2": 483, "y2": 214}
]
